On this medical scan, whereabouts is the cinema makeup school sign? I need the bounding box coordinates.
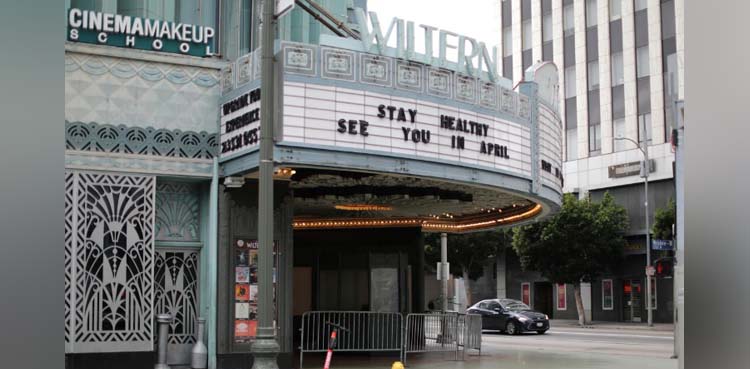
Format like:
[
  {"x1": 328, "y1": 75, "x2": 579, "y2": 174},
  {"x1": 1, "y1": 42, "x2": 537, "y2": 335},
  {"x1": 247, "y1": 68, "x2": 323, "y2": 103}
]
[{"x1": 66, "y1": 8, "x2": 215, "y2": 57}]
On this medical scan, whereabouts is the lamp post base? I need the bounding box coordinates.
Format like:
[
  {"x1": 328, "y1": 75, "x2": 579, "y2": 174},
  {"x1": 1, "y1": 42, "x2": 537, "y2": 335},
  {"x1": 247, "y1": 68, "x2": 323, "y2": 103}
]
[{"x1": 250, "y1": 331, "x2": 280, "y2": 369}]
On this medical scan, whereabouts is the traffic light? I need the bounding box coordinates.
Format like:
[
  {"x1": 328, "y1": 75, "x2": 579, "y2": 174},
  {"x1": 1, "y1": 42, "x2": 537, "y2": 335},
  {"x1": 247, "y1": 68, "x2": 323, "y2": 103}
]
[{"x1": 654, "y1": 258, "x2": 674, "y2": 277}]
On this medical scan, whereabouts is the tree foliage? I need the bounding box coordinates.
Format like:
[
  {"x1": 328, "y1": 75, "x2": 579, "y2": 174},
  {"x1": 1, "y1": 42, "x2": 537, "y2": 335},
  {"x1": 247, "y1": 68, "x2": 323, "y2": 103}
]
[
  {"x1": 424, "y1": 230, "x2": 511, "y2": 280},
  {"x1": 652, "y1": 197, "x2": 676, "y2": 240},
  {"x1": 511, "y1": 192, "x2": 629, "y2": 284}
]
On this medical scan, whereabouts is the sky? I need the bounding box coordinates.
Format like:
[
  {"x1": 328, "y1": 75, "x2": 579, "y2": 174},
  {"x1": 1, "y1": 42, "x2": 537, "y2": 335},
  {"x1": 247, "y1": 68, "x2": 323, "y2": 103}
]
[{"x1": 365, "y1": 0, "x2": 502, "y2": 57}]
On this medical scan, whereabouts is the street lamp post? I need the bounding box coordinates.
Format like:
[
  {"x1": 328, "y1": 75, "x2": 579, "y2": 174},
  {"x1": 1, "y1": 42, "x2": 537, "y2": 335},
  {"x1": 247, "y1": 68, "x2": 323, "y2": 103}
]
[
  {"x1": 251, "y1": 0, "x2": 280, "y2": 367},
  {"x1": 614, "y1": 136, "x2": 653, "y2": 327}
]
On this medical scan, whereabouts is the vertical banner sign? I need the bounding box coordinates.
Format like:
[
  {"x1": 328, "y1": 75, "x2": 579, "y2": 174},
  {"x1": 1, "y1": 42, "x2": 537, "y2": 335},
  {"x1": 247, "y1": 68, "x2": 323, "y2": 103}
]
[
  {"x1": 557, "y1": 284, "x2": 567, "y2": 310},
  {"x1": 67, "y1": 8, "x2": 215, "y2": 57},
  {"x1": 233, "y1": 239, "x2": 277, "y2": 343},
  {"x1": 521, "y1": 283, "x2": 531, "y2": 306}
]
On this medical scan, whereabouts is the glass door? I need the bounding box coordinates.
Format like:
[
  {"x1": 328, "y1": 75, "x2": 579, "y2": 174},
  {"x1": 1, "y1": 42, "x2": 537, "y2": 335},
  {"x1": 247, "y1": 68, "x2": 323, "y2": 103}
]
[{"x1": 623, "y1": 279, "x2": 643, "y2": 322}]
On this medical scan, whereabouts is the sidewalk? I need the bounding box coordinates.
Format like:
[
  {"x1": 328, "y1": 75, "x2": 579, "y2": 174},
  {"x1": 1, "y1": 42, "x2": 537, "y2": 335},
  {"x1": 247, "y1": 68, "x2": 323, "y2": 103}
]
[{"x1": 550, "y1": 319, "x2": 674, "y2": 332}]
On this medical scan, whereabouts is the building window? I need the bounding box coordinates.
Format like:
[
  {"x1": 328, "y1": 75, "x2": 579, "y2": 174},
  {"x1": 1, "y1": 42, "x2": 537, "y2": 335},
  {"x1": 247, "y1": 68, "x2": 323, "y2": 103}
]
[
  {"x1": 502, "y1": 0, "x2": 512, "y2": 23},
  {"x1": 522, "y1": 283, "x2": 531, "y2": 306},
  {"x1": 634, "y1": 0, "x2": 648, "y2": 12},
  {"x1": 566, "y1": 130, "x2": 578, "y2": 161},
  {"x1": 543, "y1": 42, "x2": 554, "y2": 62},
  {"x1": 566, "y1": 97, "x2": 578, "y2": 161},
  {"x1": 523, "y1": 49, "x2": 533, "y2": 72},
  {"x1": 557, "y1": 283, "x2": 567, "y2": 310},
  {"x1": 588, "y1": 61, "x2": 600, "y2": 90},
  {"x1": 586, "y1": 0, "x2": 598, "y2": 28},
  {"x1": 611, "y1": 52, "x2": 624, "y2": 85},
  {"x1": 565, "y1": 66, "x2": 577, "y2": 98},
  {"x1": 610, "y1": 0, "x2": 622, "y2": 20},
  {"x1": 636, "y1": 46, "x2": 650, "y2": 78},
  {"x1": 638, "y1": 113, "x2": 652, "y2": 144},
  {"x1": 613, "y1": 118, "x2": 627, "y2": 151},
  {"x1": 503, "y1": 55, "x2": 514, "y2": 80},
  {"x1": 589, "y1": 124, "x2": 602, "y2": 153},
  {"x1": 563, "y1": 3, "x2": 575, "y2": 36},
  {"x1": 543, "y1": 13, "x2": 553, "y2": 43},
  {"x1": 503, "y1": 27, "x2": 513, "y2": 57},
  {"x1": 586, "y1": 27, "x2": 599, "y2": 62},
  {"x1": 602, "y1": 279, "x2": 614, "y2": 310},
  {"x1": 522, "y1": 20, "x2": 532, "y2": 50}
]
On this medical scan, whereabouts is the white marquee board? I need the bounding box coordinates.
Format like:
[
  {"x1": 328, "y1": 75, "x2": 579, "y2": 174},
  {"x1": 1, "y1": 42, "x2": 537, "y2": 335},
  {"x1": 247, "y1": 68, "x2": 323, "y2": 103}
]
[{"x1": 280, "y1": 81, "x2": 533, "y2": 178}]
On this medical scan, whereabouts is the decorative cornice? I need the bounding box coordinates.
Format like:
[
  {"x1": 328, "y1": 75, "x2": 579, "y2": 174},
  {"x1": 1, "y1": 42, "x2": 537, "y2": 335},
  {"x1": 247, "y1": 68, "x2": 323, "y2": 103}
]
[
  {"x1": 66, "y1": 51, "x2": 221, "y2": 88},
  {"x1": 66, "y1": 42, "x2": 227, "y2": 70},
  {"x1": 66, "y1": 121, "x2": 218, "y2": 160}
]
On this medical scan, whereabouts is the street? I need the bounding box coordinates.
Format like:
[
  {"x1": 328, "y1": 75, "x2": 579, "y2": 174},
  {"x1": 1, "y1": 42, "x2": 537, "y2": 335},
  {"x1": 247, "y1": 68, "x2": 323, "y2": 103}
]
[{"x1": 304, "y1": 324, "x2": 677, "y2": 369}]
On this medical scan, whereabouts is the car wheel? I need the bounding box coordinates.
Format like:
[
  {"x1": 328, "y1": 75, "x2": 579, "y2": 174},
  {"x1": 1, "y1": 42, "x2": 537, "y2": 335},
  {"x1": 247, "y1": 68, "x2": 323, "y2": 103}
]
[
  {"x1": 505, "y1": 321, "x2": 519, "y2": 335},
  {"x1": 536, "y1": 330, "x2": 548, "y2": 335}
]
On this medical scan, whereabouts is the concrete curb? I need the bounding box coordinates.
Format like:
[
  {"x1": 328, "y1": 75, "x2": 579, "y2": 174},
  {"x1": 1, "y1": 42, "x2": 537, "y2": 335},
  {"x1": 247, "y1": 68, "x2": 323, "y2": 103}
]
[{"x1": 549, "y1": 320, "x2": 675, "y2": 332}]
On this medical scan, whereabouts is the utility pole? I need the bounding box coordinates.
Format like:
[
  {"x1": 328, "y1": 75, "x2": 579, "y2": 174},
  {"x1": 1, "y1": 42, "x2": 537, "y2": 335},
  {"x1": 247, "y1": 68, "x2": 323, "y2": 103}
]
[
  {"x1": 251, "y1": 0, "x2": 280, "y2": 367},
  {"x1": 614, "y1": 136, "x2": 652, "y2": 327}
]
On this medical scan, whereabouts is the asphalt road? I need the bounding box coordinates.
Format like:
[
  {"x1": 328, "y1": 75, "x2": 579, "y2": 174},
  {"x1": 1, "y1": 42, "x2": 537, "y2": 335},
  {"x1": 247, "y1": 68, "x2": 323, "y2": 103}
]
[
  {"x1": 483, "y1": 326, "x2": 674, "y2": 357},
  {"x1": 300, "y1": 327, "x2": 677, "y2": 369},
  {"x1": 473, "y1": 326, "x2": 678, "y2": 369}
]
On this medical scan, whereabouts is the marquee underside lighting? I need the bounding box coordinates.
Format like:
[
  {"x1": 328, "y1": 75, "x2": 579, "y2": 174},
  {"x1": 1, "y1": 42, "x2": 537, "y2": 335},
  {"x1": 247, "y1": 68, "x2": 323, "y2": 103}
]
[
  {"x1": 293, "y1": 203, "x2": 542, "y2": 233},
  {"x1": 334, "y1": 204, "x2": 393, "y2": 211}
]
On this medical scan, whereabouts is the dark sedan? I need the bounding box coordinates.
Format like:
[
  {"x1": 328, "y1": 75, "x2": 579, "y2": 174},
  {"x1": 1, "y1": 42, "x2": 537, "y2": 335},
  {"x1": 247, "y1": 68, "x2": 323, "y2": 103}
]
[{"x1": 467, "y1": 298, "x2": 550, "y2": 335}]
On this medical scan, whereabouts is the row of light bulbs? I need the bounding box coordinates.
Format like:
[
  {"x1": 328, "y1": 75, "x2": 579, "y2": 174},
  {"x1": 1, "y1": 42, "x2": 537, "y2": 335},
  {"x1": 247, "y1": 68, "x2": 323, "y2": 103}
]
[{"x1": 293, "y1": 204, "x2": 542, "y2": 232}]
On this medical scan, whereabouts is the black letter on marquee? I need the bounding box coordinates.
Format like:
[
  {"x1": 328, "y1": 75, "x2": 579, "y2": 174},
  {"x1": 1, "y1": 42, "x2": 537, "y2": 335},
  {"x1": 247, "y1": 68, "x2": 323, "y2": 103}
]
[
  {"x1": 377, "y1": 104, "x2": 386, "y2": 118},
  {"x1": 360, "y1": 121, "x2": 369, "y2": 136},
  {"x1": 337, "y1": 119, "x2": 347, "y2": 133}
]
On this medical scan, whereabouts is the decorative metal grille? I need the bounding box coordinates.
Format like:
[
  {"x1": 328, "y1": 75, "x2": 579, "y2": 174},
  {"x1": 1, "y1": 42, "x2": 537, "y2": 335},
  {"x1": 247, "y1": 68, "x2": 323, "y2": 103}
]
[
  {"x1": 155, "y1": 182, "x2": 201, "y2": 242},
  {"x1": 154, "y1": 250, "x2": 200, "y2": 344},
  {"x1": 65, "y1": 172, "x2": 155, "y2": 353},
  {"x1": 65, "y1": 121, "x2": 218, "y2": 160}
]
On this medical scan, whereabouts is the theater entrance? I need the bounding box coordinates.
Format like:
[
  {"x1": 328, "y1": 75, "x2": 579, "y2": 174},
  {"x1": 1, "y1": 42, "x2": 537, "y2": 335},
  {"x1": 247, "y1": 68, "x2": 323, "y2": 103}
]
[{"x1": 291, "y1": 228, "x2": 424, "y2": 346}]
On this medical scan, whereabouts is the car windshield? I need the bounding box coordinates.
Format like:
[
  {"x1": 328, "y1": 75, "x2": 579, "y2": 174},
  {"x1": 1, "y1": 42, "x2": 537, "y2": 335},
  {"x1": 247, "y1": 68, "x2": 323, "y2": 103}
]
[{"x1": 502, "y1": 301, "x2": 531, "y2": 311}]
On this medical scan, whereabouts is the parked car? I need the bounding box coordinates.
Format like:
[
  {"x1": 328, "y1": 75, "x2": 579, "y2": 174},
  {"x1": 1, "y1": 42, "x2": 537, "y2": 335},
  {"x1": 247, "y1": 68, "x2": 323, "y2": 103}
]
[{"x1": 467, "y1": 298, "x2": 550, "y2": 335}]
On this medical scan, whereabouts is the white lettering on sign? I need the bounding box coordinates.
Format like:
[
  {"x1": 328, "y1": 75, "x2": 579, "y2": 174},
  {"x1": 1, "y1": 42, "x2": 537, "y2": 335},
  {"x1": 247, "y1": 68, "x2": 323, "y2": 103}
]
[
  {"x1": 354, "y1": 8, "x2": 500, "y2": 82},
  {"x1": 281, "y1": 81, "x2": 532, "y2": 177},
  {"x1": 220, "y1": 88, "x2": 262, "y2": 157},
  {"x1": 67, "y1": 8, "x2": 215, "y2": 55}
]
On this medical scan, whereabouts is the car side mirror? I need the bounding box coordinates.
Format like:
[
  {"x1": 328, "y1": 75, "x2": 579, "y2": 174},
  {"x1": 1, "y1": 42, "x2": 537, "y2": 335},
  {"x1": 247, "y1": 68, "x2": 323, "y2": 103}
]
[{"x1": 493, "y1": 307, "x2": 504, "y2": 313}]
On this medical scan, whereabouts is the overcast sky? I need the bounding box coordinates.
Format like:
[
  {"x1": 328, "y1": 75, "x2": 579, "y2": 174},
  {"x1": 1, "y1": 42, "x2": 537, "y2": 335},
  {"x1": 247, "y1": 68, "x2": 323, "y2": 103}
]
[{"x1": 365, "y1": 0, "x2": 502, "y2": 56}]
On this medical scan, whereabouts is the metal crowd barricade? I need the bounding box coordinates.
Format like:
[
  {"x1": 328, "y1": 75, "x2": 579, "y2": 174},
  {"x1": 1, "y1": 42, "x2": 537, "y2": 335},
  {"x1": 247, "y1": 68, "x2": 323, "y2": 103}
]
[
  {"x1": 457, "y1": 313, "x2": 482, "y2": 357},
  {"x1": 299, "y1": 311, "x2": 403, "y2": 369},
  {"x1": 401, "y1": 312, "x2": 482, "y2": 365}
]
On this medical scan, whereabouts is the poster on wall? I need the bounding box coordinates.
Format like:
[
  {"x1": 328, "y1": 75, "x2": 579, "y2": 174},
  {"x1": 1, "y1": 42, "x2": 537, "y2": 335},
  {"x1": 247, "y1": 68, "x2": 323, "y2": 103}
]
[
  {"x1": 557, "y1": 283, "x2": 567, "y2": 310},
  {"x1": 234, "y1": 320, "x2": 257, "y2": 338},
  {"x1": 236, "y1": 267, "x2": 250, "y2": 283},
  {"x1": 233, "y1": 238, "x2": 278, "y2": 343},
  {"x1": 236, "y1": 302, "x2": 250, "y2": 319},
  {"x1": 602, "y1": 279, "x2": 614, "y2": 310},
  {"x1": 521, "y1": 283, "x2": 531, "y2": 306}
]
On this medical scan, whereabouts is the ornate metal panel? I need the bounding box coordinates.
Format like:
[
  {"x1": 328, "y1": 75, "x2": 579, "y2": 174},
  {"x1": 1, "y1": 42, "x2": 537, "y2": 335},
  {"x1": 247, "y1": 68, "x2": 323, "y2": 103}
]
[
  {"x1": 154, "y1": 250, "x2": 200, "y2": 345},
  {"x1": 64, "y1": 172, "x2": 75, "y2": 346},
  {"x1": 65, "y1": 121, "x2": 218, "y2": 160},
  {"x1": 65, "y1": 172, "x2": 156, "y2": 353},
  {"x1": 155, "y1": 182, "x2": 201, "y2": 242}
]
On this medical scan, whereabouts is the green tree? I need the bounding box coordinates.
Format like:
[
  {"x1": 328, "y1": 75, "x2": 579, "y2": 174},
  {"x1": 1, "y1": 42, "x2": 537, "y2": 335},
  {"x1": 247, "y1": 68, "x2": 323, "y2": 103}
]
[
  {"x1": 512, "y1": 193, "x2": 629, "y2": 326},
  {"x1": 652, "y1": 197, "x2": 676, "y2": 240},
  {"x1": 425, "y1": 230, "x2": 512, "y2": 309}
]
